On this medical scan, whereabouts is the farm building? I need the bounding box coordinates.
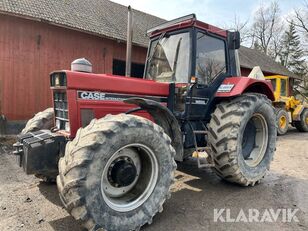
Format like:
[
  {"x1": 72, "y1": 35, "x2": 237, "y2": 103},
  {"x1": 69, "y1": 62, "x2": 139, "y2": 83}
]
[{"x1": 0, "y1": 0, "x2": 296, "y2": 132}]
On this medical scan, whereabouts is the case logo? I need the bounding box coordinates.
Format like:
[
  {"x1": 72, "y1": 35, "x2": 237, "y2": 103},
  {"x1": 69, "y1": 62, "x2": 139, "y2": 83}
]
[{"x1": 79, "y1": 91, "x2": 106, "y2": 100}]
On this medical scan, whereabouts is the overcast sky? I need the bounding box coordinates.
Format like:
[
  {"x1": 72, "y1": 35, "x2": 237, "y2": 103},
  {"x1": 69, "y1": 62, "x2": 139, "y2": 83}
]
[{"x1": 110, "y1": 0, "x2": 303, "y2": 27}]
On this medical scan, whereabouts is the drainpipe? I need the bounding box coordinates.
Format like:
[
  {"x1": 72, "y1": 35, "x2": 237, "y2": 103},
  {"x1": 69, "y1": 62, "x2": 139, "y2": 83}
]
[{"x1": 125, "y1": 5, "x2": 133, "y2": 77}]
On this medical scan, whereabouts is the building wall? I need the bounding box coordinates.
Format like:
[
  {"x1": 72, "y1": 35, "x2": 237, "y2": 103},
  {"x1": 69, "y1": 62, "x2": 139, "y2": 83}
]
[{"x1": 0, "y1": 14, "x2": 147, "y2": 120}]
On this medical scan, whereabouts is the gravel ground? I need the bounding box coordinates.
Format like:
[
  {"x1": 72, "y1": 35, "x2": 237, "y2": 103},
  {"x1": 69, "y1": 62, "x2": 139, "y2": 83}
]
[{"x1": 0, "y1": 128, "x2": 307, "y2": 231}]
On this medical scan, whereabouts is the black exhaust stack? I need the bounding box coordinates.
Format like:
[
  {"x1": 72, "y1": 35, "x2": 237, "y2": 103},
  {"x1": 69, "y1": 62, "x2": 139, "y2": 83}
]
[{"x1": 125, "y1": 5, "x2": 133, "y2": 77}]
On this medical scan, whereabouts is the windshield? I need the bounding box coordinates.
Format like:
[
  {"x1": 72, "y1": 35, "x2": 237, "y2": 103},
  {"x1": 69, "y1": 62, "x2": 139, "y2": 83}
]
[{"x1": 145, "y1": 32, "x2": 190, "y2": 83}]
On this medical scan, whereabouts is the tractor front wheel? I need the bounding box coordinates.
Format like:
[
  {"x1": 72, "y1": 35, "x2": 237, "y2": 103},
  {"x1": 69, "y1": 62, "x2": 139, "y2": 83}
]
[
  {"x1": 208, "y1": 93, "x2": 277, "y2": 186},
  {"x1": 21, "y1": 108, "x2": 54, "y2": 134},
  {"x1": 294, "y1": 109, "x2": 308, "y2": 132},
  {"x1": 57, "y1": 114, "x2": 176, "y2": 231},
  {"x1": 276, "y1": 108, "x2": 289, "y2": 135}
]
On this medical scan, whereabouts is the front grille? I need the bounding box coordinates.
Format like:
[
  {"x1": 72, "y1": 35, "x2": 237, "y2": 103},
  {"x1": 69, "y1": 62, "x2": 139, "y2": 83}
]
[{"x1": 54, "y1": 92, "x2": 69, "y2": 130}]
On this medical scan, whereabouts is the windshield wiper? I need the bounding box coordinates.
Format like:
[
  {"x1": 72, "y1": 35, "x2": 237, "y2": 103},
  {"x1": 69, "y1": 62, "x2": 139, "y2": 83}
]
[
  {"x1": 172, "y1": 38, "x2": 182, "y2": 81},
  {"x1": 146, "y1": 32, "x2": 166, "y2": 64}
]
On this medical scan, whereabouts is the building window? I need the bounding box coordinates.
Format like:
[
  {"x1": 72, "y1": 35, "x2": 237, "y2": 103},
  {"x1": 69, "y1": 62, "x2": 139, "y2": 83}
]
[{"x1": 112, "y1": 59, "x2": 145, "y2": 78}]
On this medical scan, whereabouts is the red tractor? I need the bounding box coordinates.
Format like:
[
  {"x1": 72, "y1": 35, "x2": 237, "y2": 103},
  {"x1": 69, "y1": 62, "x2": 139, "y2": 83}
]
[{"x1": 14, "y1": 14, "x2": 277, "y2": 231}]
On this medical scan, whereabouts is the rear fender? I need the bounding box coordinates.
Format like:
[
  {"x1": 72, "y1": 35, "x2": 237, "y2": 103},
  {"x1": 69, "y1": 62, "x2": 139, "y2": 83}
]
[
  {"x1": 124, "y1": 98, "x2": 184, "y2": 161},
  {"x1": 216, "y1": 77, "x2": 275, "y2": 101}
]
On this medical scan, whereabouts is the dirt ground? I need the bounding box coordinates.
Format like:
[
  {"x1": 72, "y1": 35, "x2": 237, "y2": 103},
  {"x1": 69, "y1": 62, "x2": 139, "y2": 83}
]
[{"x1": 0, "y1": 128, "x2": 307, "y2": 231}]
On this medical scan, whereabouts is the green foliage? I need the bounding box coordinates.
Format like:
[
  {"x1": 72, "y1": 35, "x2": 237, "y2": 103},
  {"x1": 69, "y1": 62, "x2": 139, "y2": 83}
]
[{"x1": 280, "y1": 21, "x2": 307, "y2": 78}]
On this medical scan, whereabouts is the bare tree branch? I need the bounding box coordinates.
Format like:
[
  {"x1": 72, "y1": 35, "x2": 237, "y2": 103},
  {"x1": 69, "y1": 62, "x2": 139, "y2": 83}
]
[
  {"x1": 251, "y1": 1, "x2": 284, "y2": 58},
  {"x1": 294, "y1": 8, "x2": 308, "y2": 34}
]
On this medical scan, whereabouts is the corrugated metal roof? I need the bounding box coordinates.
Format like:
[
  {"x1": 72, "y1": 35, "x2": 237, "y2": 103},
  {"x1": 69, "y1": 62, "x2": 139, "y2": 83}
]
[
  {"x1": 239, "y1": 46, "x2": 297, "y2": 78},
  {"x1": 0, "y1": 0, "x2": 296, "y2": 77},
  {"x1": 0, "y1": 0, "x2": 165, "y2": 47}
]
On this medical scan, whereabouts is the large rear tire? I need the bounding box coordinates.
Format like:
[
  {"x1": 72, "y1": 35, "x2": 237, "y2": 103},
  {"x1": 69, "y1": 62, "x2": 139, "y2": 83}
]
[
  {"x1": 208, "y1": 93, "x2": 277, "y2": 186},
  {"x1": 21, "y1": 108, "x2": 55, "y2": 182},
  {"x1": 57, "y1": 114, "x2": 176, "y2": 231},
  {"x1": 276, "y1": 108, "x2": 289, "y2": 136},
  {"x1": 294, "y1": 109, "x2": 308, "y2": 132}
]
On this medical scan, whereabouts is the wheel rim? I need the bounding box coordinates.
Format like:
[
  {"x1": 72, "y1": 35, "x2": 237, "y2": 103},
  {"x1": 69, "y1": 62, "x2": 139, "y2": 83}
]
[
  {"x1": 279, "y1": 115, "x2": 287, "y2": 129},
  {"x1": 101, "y1": 143, "x2": 159, "y2": 212},
  {"x1": 242, "y1": 113, "x2": 268, "y2": 167},
  {"x1": 305, "y1": 116, "x2": 308, "y2": 125}
]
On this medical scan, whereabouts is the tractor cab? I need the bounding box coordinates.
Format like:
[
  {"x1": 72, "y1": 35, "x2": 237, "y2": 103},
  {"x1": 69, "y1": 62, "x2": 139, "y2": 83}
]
[
  {"x1": 265, "y1": 75, "x2": 308, "y2": 135},
  {"x1": 144, "y1": 14, "x2": 241, "y2": 120},
  {"x1": 265, "y1": 75, "x2": 291, "y2": 101},
  {"x1": 265, "y1": 75, "x2": 303, "y2": 110},
  {"x1": 145, "y1": 14, "x2": 240, "y2": 83}
]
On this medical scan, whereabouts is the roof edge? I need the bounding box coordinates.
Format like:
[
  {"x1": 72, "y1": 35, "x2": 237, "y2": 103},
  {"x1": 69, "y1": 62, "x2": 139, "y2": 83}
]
[{"x1": 0, "y1": 10, "x2": 149, "y2": 48}]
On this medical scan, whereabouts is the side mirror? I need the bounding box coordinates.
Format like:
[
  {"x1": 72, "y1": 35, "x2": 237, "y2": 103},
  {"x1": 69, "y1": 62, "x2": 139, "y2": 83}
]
[{"x1": 228, "y1": 31, "x2": 240, "y2": 50}]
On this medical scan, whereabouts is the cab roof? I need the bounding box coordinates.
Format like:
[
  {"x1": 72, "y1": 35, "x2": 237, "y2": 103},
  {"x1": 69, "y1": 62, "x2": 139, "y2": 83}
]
[{"x1": 147, "y1": 14, "x2": 227, "y2": 38}]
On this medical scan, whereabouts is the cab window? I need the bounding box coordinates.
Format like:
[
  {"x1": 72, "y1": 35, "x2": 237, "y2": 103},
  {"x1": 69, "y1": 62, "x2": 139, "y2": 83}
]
[
  {"x1": 270, "y1": 79, "x2": 276, "y2": 91},
  {"x1": 280, "y1": 79, "x2": 287, "y2": 96},
  {"x1": 196, "y1": 33, "x2": 226, "y2": 85},
  {"x1": 146, "y1": 32, "x2": 190, "y2": 83}
]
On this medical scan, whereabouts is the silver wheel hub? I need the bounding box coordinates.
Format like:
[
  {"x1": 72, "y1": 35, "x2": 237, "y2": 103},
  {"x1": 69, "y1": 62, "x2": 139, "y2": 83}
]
[
  {"x1": 101, "y1": 143, "x2": 159, "y2": 212},
  {"x1": 103, "y1": 148, "x2": 141, "y2": 198},
  {"x1": 242, "y1": 113, "x2": 269, "y2": 167}
]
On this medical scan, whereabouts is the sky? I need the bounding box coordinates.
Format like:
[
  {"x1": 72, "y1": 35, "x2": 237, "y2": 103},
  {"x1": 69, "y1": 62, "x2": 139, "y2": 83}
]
[{"x1": 110, "y1": 0, "x2": 304, "y2": 27}]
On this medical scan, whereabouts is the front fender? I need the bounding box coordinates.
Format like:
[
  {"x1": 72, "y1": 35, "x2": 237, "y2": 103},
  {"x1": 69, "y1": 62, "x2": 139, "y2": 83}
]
[{"x1": 124, "y1": 98, "x2": 184, "y2": 161}]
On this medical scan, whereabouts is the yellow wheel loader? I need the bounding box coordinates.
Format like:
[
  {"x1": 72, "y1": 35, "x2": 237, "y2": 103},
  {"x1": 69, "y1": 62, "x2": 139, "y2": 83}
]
[{"x1": 265, "y1": 75, "x2": 308, "y2": 135}]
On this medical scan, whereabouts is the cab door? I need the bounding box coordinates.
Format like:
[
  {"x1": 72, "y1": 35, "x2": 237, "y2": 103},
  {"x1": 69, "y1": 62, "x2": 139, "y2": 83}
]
[{"x1": 184, "y1": 32, "x2": 228, "y2": 120}]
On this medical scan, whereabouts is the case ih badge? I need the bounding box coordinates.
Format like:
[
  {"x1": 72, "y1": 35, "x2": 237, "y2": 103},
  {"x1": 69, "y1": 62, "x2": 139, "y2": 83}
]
[
  {"x1": 78, "y1": 91, "x2": 107, "y2": 100},
  {"x1": 78, "y1": 90, "x2": 167, "y2": 102}
]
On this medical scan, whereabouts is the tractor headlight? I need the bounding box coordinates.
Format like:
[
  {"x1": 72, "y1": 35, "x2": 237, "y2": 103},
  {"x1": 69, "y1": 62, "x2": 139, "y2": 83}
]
[
  {"x1": 65, "y1": 121, "x2": 70, "y2": 132},
  {"x1": 50, "y1": 72, "x2": 67, "y2": 87},
  {"x1": 55, "y1": 74, "x2": 60, "y2": 86},
  {"x1": 55, "y1": 119, "x2": 61, "y2": 129}
]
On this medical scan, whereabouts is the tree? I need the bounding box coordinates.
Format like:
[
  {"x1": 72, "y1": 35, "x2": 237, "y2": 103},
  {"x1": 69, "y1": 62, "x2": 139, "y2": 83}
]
[
  {"x1": 226, "y1": 14, "x2": 251, "y2": 45},
  {"x1": 251, "y1": 1, "x2": 284, "y2": 59},
  {"x1": 280, "y1": 21, "x2": 306, "y2": 77},
  {"x1": 293, "y1": 1, "x2": 308, "y2": 36}
]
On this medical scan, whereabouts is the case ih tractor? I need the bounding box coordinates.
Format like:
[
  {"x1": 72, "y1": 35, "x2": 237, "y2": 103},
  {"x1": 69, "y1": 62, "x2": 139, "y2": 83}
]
[{"x1": 13, "y1": 15, "x2": 277, "y2": 231}]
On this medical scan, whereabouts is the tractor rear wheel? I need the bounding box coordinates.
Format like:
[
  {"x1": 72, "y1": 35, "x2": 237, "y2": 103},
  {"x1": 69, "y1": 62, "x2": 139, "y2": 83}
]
[
  {"x1": 294, "y1": 109, "x2": 308, "y2": 132},
  {"x1": 57, "y1": 114, "x2": 176, "y2": 231},
  {"x1": 21, "y1": 108, "x2": 55, "y2": 182},
  {"x1": 276, "y1": 108, "x2": 289, "y2": 135},
  {"x1": 208, "y1": 93, "x2": 277, "y2": 186}
]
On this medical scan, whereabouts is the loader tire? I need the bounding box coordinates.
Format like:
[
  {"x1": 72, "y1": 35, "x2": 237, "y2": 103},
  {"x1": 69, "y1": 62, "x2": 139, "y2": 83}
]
[
  {"x1": 276, "y1": 108, "x2": 289, "y2": 136},
  {"x1": 21, "y1": 108, "x2": 54, "y2": 134},
  {"x1": 57, "y1": 114, "x2": 176, "y2": 231},
  {"x1": 208, "y1": 93, "x2": 277, "y2": 186},
  {"x1": 294, "y1": 109, "x2": 308, "y2": 132},
  {"x1": 21, "y1": 108, "x2": 56, "y2": 182}
]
